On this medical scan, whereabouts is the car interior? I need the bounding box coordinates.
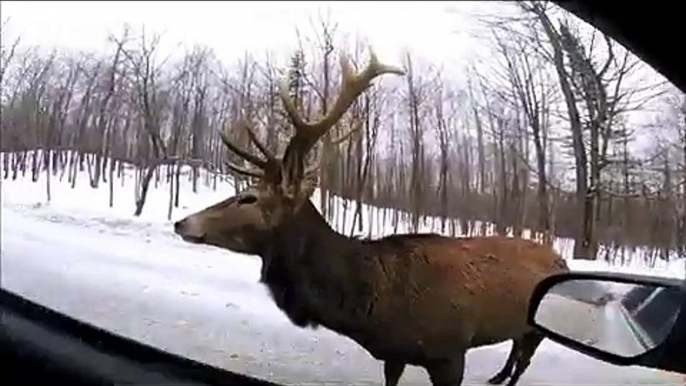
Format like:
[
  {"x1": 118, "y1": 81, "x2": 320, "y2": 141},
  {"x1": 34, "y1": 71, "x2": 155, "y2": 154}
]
[{"x1": 1, "y1": 1, "x2": 685, "y2": 385}]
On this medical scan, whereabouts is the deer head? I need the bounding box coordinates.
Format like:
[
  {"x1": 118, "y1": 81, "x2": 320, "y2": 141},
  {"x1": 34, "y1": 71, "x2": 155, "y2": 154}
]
[{"x1": 174, "y1": 49, "x2": 404, "y2": 254}]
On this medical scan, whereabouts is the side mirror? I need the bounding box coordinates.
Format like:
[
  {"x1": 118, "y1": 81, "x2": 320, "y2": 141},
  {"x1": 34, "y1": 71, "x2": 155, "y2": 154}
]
[{"x1": 528, "y1": 272, "x2": 684, "y2": 366}]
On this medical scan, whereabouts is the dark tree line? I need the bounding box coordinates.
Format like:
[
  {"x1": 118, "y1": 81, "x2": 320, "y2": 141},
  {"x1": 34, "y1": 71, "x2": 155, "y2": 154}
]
[{"x1": 1, "y1": 2, "x2": 684, "y2": 265}]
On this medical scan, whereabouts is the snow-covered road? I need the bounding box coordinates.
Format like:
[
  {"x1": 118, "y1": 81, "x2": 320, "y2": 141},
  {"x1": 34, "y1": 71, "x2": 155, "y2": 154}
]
[
  {"x1": 1, "y1": 207, "x2": 683, "y2": 385},
  {"x1": 536, "y1": 293, "x2": 652, "y2": 358}
]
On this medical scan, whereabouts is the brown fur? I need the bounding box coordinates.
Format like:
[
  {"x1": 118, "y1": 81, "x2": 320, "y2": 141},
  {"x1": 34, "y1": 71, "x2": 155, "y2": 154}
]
[
  {"x1": 261, "y1": 202, "x2": 568, "y2": 360},
  {"x1": 174, "y1": 51, "x2": 569, "y2": 386},
  {"x1": 176, "y1": 199, "x2": 569, "y2": 386}
]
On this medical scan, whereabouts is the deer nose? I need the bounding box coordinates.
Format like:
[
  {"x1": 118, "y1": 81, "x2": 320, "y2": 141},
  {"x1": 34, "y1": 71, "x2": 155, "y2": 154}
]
[{"x1": 174, "y1": 219, "x2": 186, "y2": 234}]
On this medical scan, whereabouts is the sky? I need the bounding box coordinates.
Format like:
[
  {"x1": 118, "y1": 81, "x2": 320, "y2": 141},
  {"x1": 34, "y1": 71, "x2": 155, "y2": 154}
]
[
  {"x1": 0, "y1": 0, "x2": 674, "y2": 157},
  {"x1": 1, "y1": 1, "x2": 507, "y2": 76}
]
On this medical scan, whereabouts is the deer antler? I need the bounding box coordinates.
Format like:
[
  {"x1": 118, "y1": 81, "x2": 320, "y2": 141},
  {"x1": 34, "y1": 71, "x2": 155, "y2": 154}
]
[
  {"x1": 219, "y1": 119, "x2": 281, "y2": 182},
  {"x1": 279, "y1": 48, "x2": 404, "y2": 193},
  {"x1": 218, "y1": 48, "x2": 404, "y2": 193},
  {"x1": 280, "y1": 49, "x2": 404, "y2": 157},
  {"x1": 301, "y1": 120, "x2": 365, "y2": 178}
]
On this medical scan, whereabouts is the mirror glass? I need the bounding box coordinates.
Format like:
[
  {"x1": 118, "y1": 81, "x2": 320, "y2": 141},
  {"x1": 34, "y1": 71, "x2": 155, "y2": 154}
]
[{"x1": 534, "y1": 279, "x2": 682, "y2": 358}]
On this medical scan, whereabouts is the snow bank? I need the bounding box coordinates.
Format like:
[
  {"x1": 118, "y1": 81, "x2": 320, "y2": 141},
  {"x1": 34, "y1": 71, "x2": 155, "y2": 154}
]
[{"x1": 2, "y1": 150, "x2": 684, "y2": 280}]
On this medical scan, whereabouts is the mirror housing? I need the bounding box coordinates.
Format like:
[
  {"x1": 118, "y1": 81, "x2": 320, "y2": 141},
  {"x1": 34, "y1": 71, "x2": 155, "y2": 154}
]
[{"x1": 528, "y1": 271, "x2": 685, "y2": 367}]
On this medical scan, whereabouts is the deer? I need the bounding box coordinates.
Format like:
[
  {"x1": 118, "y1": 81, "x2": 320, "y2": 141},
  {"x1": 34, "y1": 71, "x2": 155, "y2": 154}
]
[{"x1": 173, "y1": 49, "x2": 570, "y2": 386}]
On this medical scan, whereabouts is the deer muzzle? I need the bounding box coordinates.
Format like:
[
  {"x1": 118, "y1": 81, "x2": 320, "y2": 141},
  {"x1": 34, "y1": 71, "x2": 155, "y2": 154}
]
[{"x1": 174, "y1": 217, "x2": 205, "y2": 244}]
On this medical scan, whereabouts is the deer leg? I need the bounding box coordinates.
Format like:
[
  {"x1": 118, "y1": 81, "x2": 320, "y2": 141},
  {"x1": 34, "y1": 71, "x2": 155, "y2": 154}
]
[
  {"x1": 425, "y1": 353, "x2": 466, "y2": 386},
  {"x1": 505, "y1": 332, "x2": 544, "y2": 386},
  {"x1": 383, "y1": 361, "x2": 406, "y2": 386},
  {"x1": 487, "y1": 339, "x2": 521, "y2": 384}
]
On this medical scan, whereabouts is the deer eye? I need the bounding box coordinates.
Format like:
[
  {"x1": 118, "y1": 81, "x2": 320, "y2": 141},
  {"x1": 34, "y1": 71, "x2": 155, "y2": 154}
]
[{"x1": 237, "y1": 195, "x2": 257, "y2": 205}]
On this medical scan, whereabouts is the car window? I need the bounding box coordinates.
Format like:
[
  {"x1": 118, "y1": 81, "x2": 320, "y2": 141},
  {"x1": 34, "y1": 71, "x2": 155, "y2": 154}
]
[
  {"x1": 621, "y1": 285, "x2": 657, "y2": 311},
  {"x1": 2, "y1": 1, "x2": 685, "y2": 385},
  {"x1": 623, "y1": 287, "x2": 683, "y2": 346}
]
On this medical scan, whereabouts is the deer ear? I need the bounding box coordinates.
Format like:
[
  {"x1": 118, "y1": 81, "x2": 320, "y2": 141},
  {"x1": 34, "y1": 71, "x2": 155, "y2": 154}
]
[
  {"x1": 279, "y1": 157, "x2": 301, "y2": 200},
  {"x1": 277, "y1": 146, "x2": 311, "y2": 199},
  {"x1": 299, "y1": 169, "x2": 319, "y2": 198},
  {"x1": 278, "y1": 162, "x2": 318, "y2": 202},
  {"x1": 280, "y1": 177, "x2": 316, "y2": 202}
]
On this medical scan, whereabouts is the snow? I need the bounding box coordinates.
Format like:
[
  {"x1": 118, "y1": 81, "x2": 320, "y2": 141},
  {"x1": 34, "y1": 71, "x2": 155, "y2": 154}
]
[
  {"x1": 536, "y1": 293, "x2": 650, "y2": 357},
  {"x1": 2, "y1": 151, "x2": 684, "y2": 385}
]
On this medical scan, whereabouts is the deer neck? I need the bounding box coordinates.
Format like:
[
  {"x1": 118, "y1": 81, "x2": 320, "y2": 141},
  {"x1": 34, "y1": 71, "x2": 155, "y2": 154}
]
[{"x1": 258, "y1": 200, "x2": 370, "y2": 332}]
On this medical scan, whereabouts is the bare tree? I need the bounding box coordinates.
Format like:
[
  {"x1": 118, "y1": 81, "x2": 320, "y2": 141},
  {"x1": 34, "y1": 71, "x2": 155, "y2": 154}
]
[
  {"x1": 117, "y1": 29, "x2": 171, "y2": 216},
  {"x1": 489, "y1": 24, "x2": 558, "y2": 243},
  {"x1": 0, "y1": 18, "x2": 21, "y2": 89}
]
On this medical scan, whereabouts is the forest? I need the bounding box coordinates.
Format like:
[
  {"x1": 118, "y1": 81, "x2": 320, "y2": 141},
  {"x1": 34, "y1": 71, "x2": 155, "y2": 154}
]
[{"x1": 1, "y1": 1, "x2": 685, "y2": 264}]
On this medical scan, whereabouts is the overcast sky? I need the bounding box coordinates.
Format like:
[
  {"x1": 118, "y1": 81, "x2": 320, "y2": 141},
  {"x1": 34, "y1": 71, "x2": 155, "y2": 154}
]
[
  {"x1": 1, "y1": 1, "x2": 510, "y2": 73},
  {"x1": 1, "y1": 0, "x2": 671, "y2": 156}
]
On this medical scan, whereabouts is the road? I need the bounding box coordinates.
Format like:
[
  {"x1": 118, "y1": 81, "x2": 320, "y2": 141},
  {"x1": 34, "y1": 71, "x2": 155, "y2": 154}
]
[
  {"x1": 2, "y1": 207, "x2": 683, "y2": 385},
  {"x1": 536, "y1": 293, "x2": 652, "y2": 357}
]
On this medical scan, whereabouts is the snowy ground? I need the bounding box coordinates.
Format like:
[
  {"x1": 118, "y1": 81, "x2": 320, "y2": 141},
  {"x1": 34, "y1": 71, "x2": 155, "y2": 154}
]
[{"x1": 2, "y1": 155, "x2": 685, "y2": 385}]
